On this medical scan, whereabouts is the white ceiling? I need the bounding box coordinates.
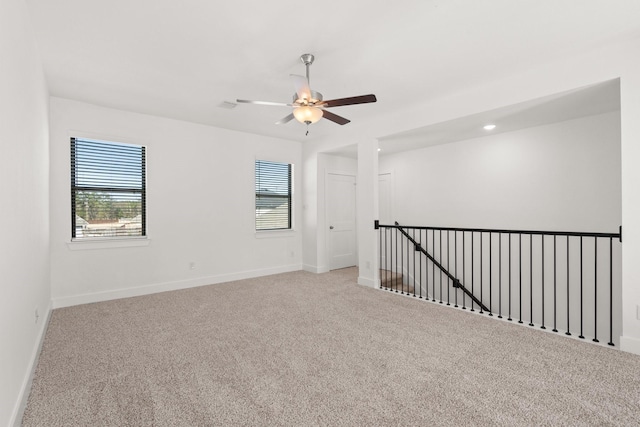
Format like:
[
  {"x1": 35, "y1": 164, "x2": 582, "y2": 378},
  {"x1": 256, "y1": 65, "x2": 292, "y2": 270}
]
[{"x1": 26, "y1": 1, "x2": 640, "y2": 144}]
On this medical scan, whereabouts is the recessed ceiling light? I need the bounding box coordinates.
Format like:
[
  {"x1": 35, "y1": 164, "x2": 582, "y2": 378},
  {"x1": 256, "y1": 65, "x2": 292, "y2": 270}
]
[
  {"x1": 377, "y1": 148, "x2": 381, "y2": 152},
  {"x1": 483, "y1": 124, "x2": 496, "y2": 130}
]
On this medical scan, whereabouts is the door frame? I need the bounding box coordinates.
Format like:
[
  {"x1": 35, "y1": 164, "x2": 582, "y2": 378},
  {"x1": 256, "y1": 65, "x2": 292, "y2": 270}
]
[
  {"x1": 378, "y1": 171, "x2": 395, "y2": 274},
  {"x1": 378, "y1": 170, "x2": 394, "y2": 225}
]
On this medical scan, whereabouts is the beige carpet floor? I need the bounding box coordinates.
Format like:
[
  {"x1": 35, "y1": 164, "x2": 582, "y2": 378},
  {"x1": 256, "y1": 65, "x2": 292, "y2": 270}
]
[{"x1": 23, "y1": 268, "x2": 640, "y2": 426}]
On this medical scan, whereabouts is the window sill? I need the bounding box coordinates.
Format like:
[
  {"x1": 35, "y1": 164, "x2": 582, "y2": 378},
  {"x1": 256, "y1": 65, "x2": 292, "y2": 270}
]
[
  {"x1": 255, "y1": 229, "x2": 297, "y2": 239},
  {"x1": 67, "y1": 238, "x2": 150, "y2": 250}
]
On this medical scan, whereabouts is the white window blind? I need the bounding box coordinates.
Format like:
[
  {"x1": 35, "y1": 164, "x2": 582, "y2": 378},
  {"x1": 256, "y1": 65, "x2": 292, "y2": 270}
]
[
  {"x1": 71, "y1": 137, "x2": 146, "y2": 239},
  {"x1": 255, "y1": 160, "x2": 292, "y2": 230}
]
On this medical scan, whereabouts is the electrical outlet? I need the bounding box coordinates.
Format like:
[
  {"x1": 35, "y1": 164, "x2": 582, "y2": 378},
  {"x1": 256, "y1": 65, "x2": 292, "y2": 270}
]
[
  {"x1": 35, "y1": 308, "x2": 39, "y2": 324},
  {"x1": 189, "y1": 261, "x2": 196, "y2": 270},
  {"x1": 366, "y1": 261, "x2": 371, "y2": 270}
]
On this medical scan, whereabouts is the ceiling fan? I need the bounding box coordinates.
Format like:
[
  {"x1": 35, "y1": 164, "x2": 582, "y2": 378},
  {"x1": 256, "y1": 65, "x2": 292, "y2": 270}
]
[{"x1": 237, "y1": 54, "x2": 377, "y2": 131}]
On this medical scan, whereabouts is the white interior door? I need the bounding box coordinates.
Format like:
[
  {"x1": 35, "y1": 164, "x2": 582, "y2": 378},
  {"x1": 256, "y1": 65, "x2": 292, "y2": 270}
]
[{"x1": 327, "y1": 172, "x2": 357, "y2": 270}]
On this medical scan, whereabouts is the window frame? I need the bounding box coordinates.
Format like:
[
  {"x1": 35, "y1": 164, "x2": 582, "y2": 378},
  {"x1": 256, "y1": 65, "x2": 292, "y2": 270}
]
[
  {"x1": 70, "y1": 137, "x2": 147, "y2": 241},
  {"x1": 255, "y1": 159, "x2": 294, "y2": 232}
]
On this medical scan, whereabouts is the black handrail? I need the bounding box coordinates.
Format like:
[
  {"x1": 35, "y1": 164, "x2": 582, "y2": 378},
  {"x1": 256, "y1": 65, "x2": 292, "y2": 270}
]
[
  {"x1": 391, "y1": 221, "x2": 490, "y2": 312},
  {"x1": 376, "y1": 222, "x2": 622, "y2": 242}
]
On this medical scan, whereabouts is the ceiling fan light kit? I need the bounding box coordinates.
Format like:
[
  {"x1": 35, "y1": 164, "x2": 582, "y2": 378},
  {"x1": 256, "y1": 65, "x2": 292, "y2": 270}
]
[
  {"x1": 236, "y1": 53, "x2": 377, "y2": 133},
  {"x1": 293, "y1": 105, "x2": 323, "y2": 124}
]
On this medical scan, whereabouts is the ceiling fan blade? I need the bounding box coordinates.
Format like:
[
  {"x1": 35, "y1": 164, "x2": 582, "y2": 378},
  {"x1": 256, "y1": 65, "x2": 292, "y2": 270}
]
[
  {"x1": 236, "y1": 99, "x2": 292, "y2": 107},
  {"x1": 318, "y1": 94, "x2": 377, "y2": 108},
  {"x1": 321, "y1": 110, "x2": 351, "y2": 125},
  {"x1": 290, "y1": 74, "x2": 311, "y2": 101},
  {"x1": 275, "y1": 113, "x2": 295, "y2": 125}
]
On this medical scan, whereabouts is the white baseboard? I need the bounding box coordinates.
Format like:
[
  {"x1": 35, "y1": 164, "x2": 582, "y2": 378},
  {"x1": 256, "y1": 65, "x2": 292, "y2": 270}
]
[
  {"x1": 11, "y1": 300, "x2": 52, "y2": 427},
  {"x1": 52, "y1": 264, "x2": 302, "y2": 309},
  {"x1": 303, "y1": 264, "x2": 329, "y2": 274},
  {"x1": 620, "y1": 335, "x2": 640, "y2": 356},
  {"x1": 358, "y1": 275, "x2": 376, "y2": 288}
]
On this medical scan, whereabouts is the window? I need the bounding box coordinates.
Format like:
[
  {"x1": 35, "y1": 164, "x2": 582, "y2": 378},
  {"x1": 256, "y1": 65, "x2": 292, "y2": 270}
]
[
  {"x1": 255, "y1": 160, "x2": 292, "y2": 231},
  {"x1": 71, "y1": 137, "x2": 146, "y2": 240}
]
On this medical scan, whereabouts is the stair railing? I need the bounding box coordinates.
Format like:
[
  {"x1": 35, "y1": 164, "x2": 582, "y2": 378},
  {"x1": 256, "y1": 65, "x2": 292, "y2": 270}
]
[{"x1": 375, "y1": 220, "x2": 622, "y2": 347}]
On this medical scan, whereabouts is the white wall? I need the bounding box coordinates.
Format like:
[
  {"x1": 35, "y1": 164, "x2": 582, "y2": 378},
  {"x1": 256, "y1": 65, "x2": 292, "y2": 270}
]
[
  {"x1": 357, "y1": 139, "x2": 379, "y2": 287},
  {"x1": 380, "y1": 111, "x2": 621, "y2": 232},
  {"x1": 301, "y1": 149, "x2": 319, "y2": 272},
  {"x1": 620, "y1": 59, "x2": 640, "y2": 354},
  {"x1": 49, "y1": 98, "x2": 302, "y2": 307},
  {"x1": 0, "y1": 0, "x2": 51, "y2": 424}
]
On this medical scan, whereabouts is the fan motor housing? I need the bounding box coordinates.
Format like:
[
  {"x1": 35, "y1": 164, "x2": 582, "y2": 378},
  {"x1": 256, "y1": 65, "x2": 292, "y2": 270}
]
[{"x1": 293, "y1": 90, "x2": 323, "y2": 105}]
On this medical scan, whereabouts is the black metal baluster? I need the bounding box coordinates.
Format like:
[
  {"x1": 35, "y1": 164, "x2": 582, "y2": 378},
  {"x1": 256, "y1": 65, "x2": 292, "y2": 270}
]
[
  {"x1": 382, "y1": 227, "x2": 385, "y2": 289},
  {"x1": 463, "y1": 232, "x2": 466, "y2": 310},
  {"x1": 422, "y1": 229, "x2": 425, "y2": 299},
  {"x1": 386, "y1": 227, "x2": 390, "y2": 290},
  {"x1": 388, "y1": 228, "x2": 391, "y2": 289},
  {"x1": 566, "y1": 236, "x2": 571, "y2": 336},
  {"x1": 499, "y1": 232, "x2": 502, "y2": 319},
  {"x1": 425, "y1": 229, "x2": 429, "y2": 297},
  {"x1": 387, "y1": 228, "x2": 390, "y2": 290},
  {"x1": 389, "y1": 228, "x2": 400, "y2": 292},
  {"x1": 398, "y1": 227, "x2": 402, "y2": 293},
  {"x1": 405, "y1": 229, "x2": 410, "y2": 295},
  {"x1": 541, "y1": 235, "x2": 546, "y2": 330},
  {"x1": 518, "y1": 233, "x2": 523, "y2": 324},
  {"x1": 471, "y1": 232, "x2": 475, "y2": 312},
  {"x1": 608, "y1": 237, "x2": 614, "y2": 346},
  {"x1": 417, "y1": 228, "x2": 421, "y2": 297},
  {"x1": 379, "y1": 226, "x2": 382, "y2": 288},
  {"x1": 419, "y1": 230, "x2": 423, "y2": 299},
  {"x1": 579, "y1": 236, "x2": 584, "y2": 339},
  {"x1": 432, "y1": 230, "x2": 436, "y2": 302},
  {"x1": 455, "y1": 231, "x2": 459, "y2": 308},
  {"x1": 420, "y1": 230, "x2": 429, "y2": 298},
  {"x1": 391, "y1": 228, "x2": 394, "y2": 292},
  {"x1": 593, "y1": 238, "x2": 599, "y2": 343},
  {"x1": 480, "y1": 232, "x2": 484, "y2": 314},
  {"x1": 389, "y1": 228, "x2": 392, "y2": 291},
  {"x1": 447, "y1": 230, "x2": 451, "y2": 306},
  {"x1": 439, "y1": 230, "x2": 443, "y2": 303},
  {"x1": 529, "y1": 234, "x2": 534, "y2": 326},
  {"x1": 383, "y1": 227, "x2": 387, "y2": 289},
  {"x1": 508, "y1": 233, "x2": 512, "y2": 321},
  {"x1": 412, "y1": 229, "x2": 416, "y2": 296},
  {"x1": 416, "y1": 228, "x2": 421, "y2": 297},
  {"x1": 553, "y1": 235, "x2": 558, "y2": 333},
  {"x1": 489, "y1": 232, "x2": 493, "y2": 316},
  {"x1": 387, "y1": 228, "x2": 390, "y2": 291}
]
